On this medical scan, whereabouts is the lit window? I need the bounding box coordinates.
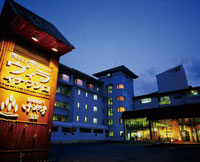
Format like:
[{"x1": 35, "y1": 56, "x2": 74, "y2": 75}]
[
  {"x1": 188, "y1": 90, "x2": 199, "y2": 96},
  {"x1": 93, "y1": 118, "x2": 97, "y2": 124},
  {"x1": 108, "y1": 85, "x2": 112, "y2": 93},
  {"x1": 97, "y1": 88, "x2": 99, "y2": 91},
  {"x1": 76, "y1": 115, "x2": 79, "y2": 122},
  {"x1": 78, "y1": 89, "x2": 81, "y2": 95},
  {"x1": 159, "y1": 96, "x2": 171, "y2": 105},
  {"x1": 85, "y1": 104, "x2": 88, "y2": 110},
  {"x1": 116, "y1": 84, "x2": 125, "y2": 89},
  {"x1": 53, "y1": 114, "x2": 67, "y2": 122},
  {"x1": 86, "y1": 92, "x2": 88, "y2": 97},
  {"x1": 85, "y1": 117, "x2": 87, "y2": 123},
  {"x1": 74, "y1": 78, "x2": 83, "y2": 86},
  {"x1": 117, "y1": 107, "x2": 126, "y2": 112},
  {"x1": 108, "y1": 108, "x2": 113, "y2": 116},
  {"x1": 77, "y1": 102, "x2": 80, "y2": 108},
  {"x1": 56, "y1": 87, "x2": 70, "y2": 96},
  {"x1": 109, "y1": 131, "x2": 114, "y2": 137},
  {"x1": 93, "y1": 106, "x2": 98, "y2": 112},
  {"x1": 107, "y1": 73, "x2": 111, "y2": 77},
  {"x1": 94, "y1": 94, "x2": 98, "y2": 100},
  {"x1": 119, "y1": 118, "x2": 123, "y2": 124},
  {"x1": 60, "y1": 74, "x2": 70, "y2": 82},
  {"x1": 108, "y1": 119, "x2": 113, "y2": 125},
  {"x1": 54, "y1": 100, "x2": 69, "y2": 109},
  {"x1": 140, "y1": 98, "x2": 152, "y2": 104},
  {"x1": 120, "y1": 131, "x2": 123, "y2": 137},
  {"x1": 117, "y1": 96, "x2": 126, "y2": 101},
  {"x1": 108, "y1": 97, "x2": 113, "y2": 105},
  {"x1": 86, "y1": 83, "x2": 94, "y2": 90}
]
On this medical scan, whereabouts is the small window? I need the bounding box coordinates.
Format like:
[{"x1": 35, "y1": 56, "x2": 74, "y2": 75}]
[
  {"x1": 108, "y1": 85, "x2": 112, "y2": 93},
  {"x1": 117, "y1": 96, "x2": 126, "y2": 101},
  {"x1": 188, "y1": 90, "x2": 199, "y2": 96},
  {"x1": 85, "y1": 104, "x2": 88, "y2": 110},
  {"x1": 159, "y1": 96, "x2": 171, "y2": 105},
  {"x1": 77, "y1": 102, "x2": 80, "y2": 108},
  {"x1": 108, "y1": 97, "x2": 113, "y2": 105},
  {"x1": 120, "y1": 131, "x2": 124, "y2": 137},
  {"x1": 78, "y1": 89, "x2": 81, "y2": 95},
  {"x1": 80, "y1": 128, "x2": 91, "y2": 133},
  {"x1": 94, "y1": 94, "x2": 98, "y2": 100},
  {"x1": 94, "y1": 129, "x2": 103, "y2": 133},
  {"x1": 108, "y1": 108, "x2": 113, "y2": 116},
  {"x1": 97, "y1": 88, "x2": 99, "y2": 91},
  {"x1": 86, "y1": 83, "x2": 95, "y2": 90},
  {"x1": 74, "y1": 78, "x2": 83, "y2": 86},
  {"x1": 60, "y1": 74, "x2": 70, "y2": 82},
  {"x1": 117, "y1": 107, "x2": 126, "y2": 112},
  {"x1": 140, "y1": 98, "x2": 152, "y2": 104},
  {"x1": 174, "y1": 96, "x2": 181, "y2": 99},
  {"x1": 53, "y1": 114, "x2": 67, "y2": 122},
  {"x1": 119, "y1": 118, "x2": 123, "y2": 124},
  {"x1": 85, "y1": 117, "x2": 87, "y2": 123},
  {"x1": 107, "y1": 73, "x2": 111, "y2": 77},
  {"x1": 52, "y1": 126, "x2": 58, "y2": 132},
  {"x1": 108, "y1": 119, "x2": 113, "y2": 126},
  {"x1": 93, "y1": 106, "x2": 98, "y2": 112},
  {"x1": 93, "y1": 118, "x2": 97, "y2": 124},
  {"x1": 86, "y1": 92, "x2": 88, "y2": 97},
  {"x1": 109, "y1": 131, "x2": 114, "y2": 137},
  {"x1": 116, "y1": 84, "x2": 125, "y2": 89},
  {"x1": 76, "y1": 115, "x2": 79, "y2": 122}
]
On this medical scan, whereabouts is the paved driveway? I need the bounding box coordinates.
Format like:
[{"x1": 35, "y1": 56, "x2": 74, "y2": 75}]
[{"x1": 50, "y1": 143, "x2": 200, "y2": 162}]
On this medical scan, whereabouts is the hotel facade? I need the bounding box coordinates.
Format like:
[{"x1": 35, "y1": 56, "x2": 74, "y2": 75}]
[{"x1": 52, "y1": 64, "x2": 200, "y2": 143}]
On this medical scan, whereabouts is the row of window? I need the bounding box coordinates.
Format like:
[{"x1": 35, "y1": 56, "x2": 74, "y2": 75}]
[
  {"x1": 107, "y1": 84, "x2": 125, "y2": 93},
  {"x1": 55, "y1": 101, "x2": 69, "y2": 109},
  {"x1": 78, "y1": 89, "x2": 98, "y2": 100},
  {"x1": 109, "y1": 131, "x2": 124, "y2": 137},
  {"x1": 108, "y1": 96, "x2": 126, "y2": 105},
  {"x1": 56, "y1": 87, "x2": 70, "y2": 96},
  {"x1": 53, "y1": 114, "x2": 67, "y2": 122},
  {"x1": 76, "y1": 115, "x2": 98, "y2": 124},
  {"x1": 108, "y1": 119, "x2": 123, "y2": 126},
  {"x1": 60, "y1": 74, "x2": 99, "y2": 91},
  {"x1": 140, "y1": 90, "x2": 199, "y2": 105},
  {"x1": 77, "y1": 102, "x2": 98, "y2": 112},
  {"x1": 108, "y1": 107, "x2": 126, "y2": 116}
]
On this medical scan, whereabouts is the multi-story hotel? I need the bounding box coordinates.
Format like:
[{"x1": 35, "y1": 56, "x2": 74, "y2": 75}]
[{"x1": 51, "y1": 64, "x2": 200, "y2": 143}]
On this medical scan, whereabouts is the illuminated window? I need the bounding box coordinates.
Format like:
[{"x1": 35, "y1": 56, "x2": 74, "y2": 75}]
[
  {"x1": 86, "y1": 83, "x2": 94, "y2": 90},
  {"x1": 108, "y1": 119, "x2": 113, "y2": 125},
  {"x1": 93, "y1": 106, "x2": 98, "y2": 112},
  {"x1": 77, "y1": 102, "x2": 80, "y2": 108},
  {"x1": 108, "y1": 97, "x2": 113, "y2": 105},
  {"x1": 109, "y1": 131, "x2": 114, "y2": 137},
  {"x1": 120, "y1": 131, "x2": 123, "y2": 137},
  {"x1": 188, "y1": 90, "x2": 199, "y2": 96},
  {"x1": 74, "y1": 78, "x2": 83, "y2": 86},
  {"x1": 55, "y1": 100, "x2": 69, "y2": 109},
  {"x1": 85, "y1": 104, "x2": 88, "y2": 110},
  {"x1": 60, "y1": 74, "x2": 70, "y2": 82},
  {"x1": 86, "y1": 92, "x2": 88, "y2": 97},
  {"x1": 140, "y1": 98, "x2": 152, "y2": 104},
  {"x1": 117, "y1": 96, "x2": 126, "y2": 101},
  {"x1": 107, "y1": 73, "x2": 111, "y2": 77},
  {"x1": 94, "y1": 94, "x2": 98, "y2": 100},
  {"x1": 108, "y1": 108, "x2": 113, "y2": 116},
  {"x1": 93, "y1": 118, "x2": 97, "y2": 124},
  {"x1": 116, "y1": 84, "x2": 125, "y2": 89},
  {"x1": 117, "y1": 107, "x2": 126, "y2": 112},
  {"x1": 108, "y1": 85, "x2": 112, "y2": 93},
  {"x1": 76, "y1": 115, "x2": 79, "y2": 122},
  {"x1": 159, "y1": 96, "x2": 171, "y2": 105},
  {"x1": 56, "y1": 87, "x2": 70, "y2": 96},
  {"x1": 97, "y1": 88, "x2": 99, "y2": 91},
  {"x1": 85, "y1": 117, "x2": 87, "y2": 123},
  {"x1": 53, "y1": 114, "x2": 67, "y2": 122},
  {"x1": 119, "y1": 118, "x2": 123, "y2": 124},
  {"x1": 78, "y1": 89, "x2": 81, "y2": 95}
]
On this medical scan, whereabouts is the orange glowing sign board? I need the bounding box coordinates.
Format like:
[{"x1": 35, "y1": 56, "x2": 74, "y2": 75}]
[{"x1": 0, "y1": 51, "x2": 54, "y2": 123}]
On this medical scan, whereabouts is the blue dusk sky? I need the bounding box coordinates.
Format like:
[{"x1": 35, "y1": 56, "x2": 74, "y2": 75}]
[{"x1": 0, "y1": 0, "x2": 200, "y2": 96}]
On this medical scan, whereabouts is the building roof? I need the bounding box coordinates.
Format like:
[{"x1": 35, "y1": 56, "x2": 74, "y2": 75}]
[
  {"x1": 0, "y1": 0, "x2": 74, "y2": 56},
  {"x1": 59, "y1": 64, "x2": 104, "y2": 85},
  {"x1": 122, "y1": 103, "x2": 200, "y2": 120},
  {"x1": 133, "y1": 86, "x2": 200, "y2": 99},
  {"x1": 93, "y1": 65, "x2": 138, "y2": 79}
]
